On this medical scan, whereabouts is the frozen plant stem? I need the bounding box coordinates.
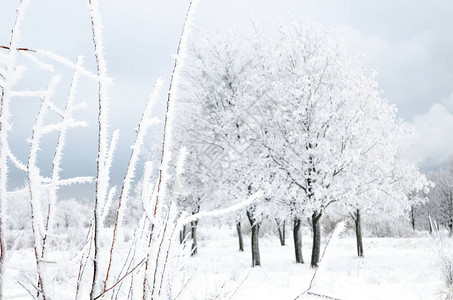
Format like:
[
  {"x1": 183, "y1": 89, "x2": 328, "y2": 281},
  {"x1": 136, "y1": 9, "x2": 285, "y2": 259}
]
[
  {"x1": 102, "y1": 79, "x2": 162, "y2": 293},
  {"x1": 41, "y1": 57, "x2": 84, "y2": 263},
  {"x1": 94, "y1": 258, "x2": 146, "y2": 300},
  {"x1": 142, "y1": 0, "x2": 198, "y2": 298},
  {"x1": 89, "y1": 0, "x2": 111, "y2": 298},
  {"x1": 0, "y1": 0, "x2": 30, "y2": 298},
  {"x1": 28, "y1": 76, "x2": 61, "y2": 300}
]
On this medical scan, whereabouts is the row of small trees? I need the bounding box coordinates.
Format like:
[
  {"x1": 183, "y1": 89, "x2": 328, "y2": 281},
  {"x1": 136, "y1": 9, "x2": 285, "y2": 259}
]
[{"x1": 175, "y1": 22, "x2": 430, "y2": 267}]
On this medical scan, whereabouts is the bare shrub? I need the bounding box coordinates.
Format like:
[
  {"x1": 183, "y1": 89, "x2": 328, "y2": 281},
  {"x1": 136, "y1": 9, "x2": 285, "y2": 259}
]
[
  {"x1": 431, "y1": 218, "x2": 453, "y2": 299},
  {"x1": 364, "y1": 216, "x2": 414, "y2": 238}
]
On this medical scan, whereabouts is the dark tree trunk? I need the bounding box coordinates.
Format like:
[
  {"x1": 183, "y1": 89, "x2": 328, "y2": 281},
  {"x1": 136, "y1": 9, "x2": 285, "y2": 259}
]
[
  {"x1": 293, "y1": 217, "x2": 304, "y2": 263},
  {"x1": 276, "y1": 219, "x2": 286, "y2": 246},
  {"x1": 311, "y1": 210, "x2": 322, "y2": 268},
  {"x1": 236, "y1": 221, "x2": 244, "y2": 251},
  {"x1": 354, "y1": 209, "x2": 364, "y2": 257},
  {"x1": 449, "y1": 192, "x2": 453, "y2": 237},
  {"x1": 190, "y1": 205, "x2": 200, "y2": 255},
  {"x1": 282, "y1": 220, "x2": 286, "y2": 241},
  {"x1": 247, "y1": 210, "x2": 261, "y2": 267},
  {"x1": 410, "y1": 206, "x2": 415, "y2": 230},
  {"x1": 191, "y1": 220, "x2": 198, "y2": 255},
  {"x1": 179, "y1": 225, "x2": 187, "y2": 244},
  {"x1": 428, "y1": 213, "x2": 433, "y2": 234},
  {"x1": 449, "y1": 221, "x2": 453, "y2": 237},
  {"x1": 250, "y1": 224, "x2": 261, "y2": 267}
]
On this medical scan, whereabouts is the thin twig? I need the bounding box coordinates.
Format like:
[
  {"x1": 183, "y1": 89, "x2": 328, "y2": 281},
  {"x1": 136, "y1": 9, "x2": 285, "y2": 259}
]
[
  {"x1": 142, "y1": 0, "x2": 196, "y2": 297},
  {"x1": 88, "y1": 0, "x2": 110, "y2": 297},
  {"x1": 173, "y1": 268, "x2": 197, "y2": 299},
  {"x1": 158, "y1": 210, "x2": 182, "y2": 295},
  {"x1": 108, "y1": 216, "x2": 147, "y2": 298},
  {"x1": 306, "y1": 291, "x2": 341, "y2": 300},
  {"x1": 214, "y1": 281, "x2": 227, "y2": 300},
  {"x1": 17, "y1": 281, "x2": 38, "y2": 300},
  {"x1": 0, "y1": 45, "x2": 36, "y2": 52},
  {"x1": 75, "y1": 223, "x2": 94, "y2": 300},
  {"x1": 94, "y1": 258, "x2": 146, "y2": 300},
  {"x1": 151, "y1": 207, "x2": 174, "y2": 296},
  {"x1": 103, "y1": 79, "x2": 161, "y2": 292},
  {"x1": 228, "y1": 271, "x2": 251, "y2": 299},
  {"x1": 294, "y1": 222, "x2": 344, "y2": 300},
  {"x1": 27, "y1": 78, "x2": 60, "y2": 300},
  {"x1": 42, "y1": 57, "x2": 84, "y2": 264}
]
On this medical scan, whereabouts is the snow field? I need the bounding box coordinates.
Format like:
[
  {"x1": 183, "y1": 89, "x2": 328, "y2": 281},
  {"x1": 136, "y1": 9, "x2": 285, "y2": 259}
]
[
  {"x1": 2, "y1": 225, "x2": 447, "y2": 299},
  {"x1": 178, "y1": 226, "x2": 445, "y2": 300}
]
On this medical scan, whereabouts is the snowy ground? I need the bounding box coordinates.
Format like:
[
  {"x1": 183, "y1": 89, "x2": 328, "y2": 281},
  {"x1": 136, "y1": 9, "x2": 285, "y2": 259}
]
[
  {"x1": 3, "y1": 225, "x2": 447, "y2": 299},
  {"x1": 178, "y1": 226, "x2": 446, "y2": 300}
]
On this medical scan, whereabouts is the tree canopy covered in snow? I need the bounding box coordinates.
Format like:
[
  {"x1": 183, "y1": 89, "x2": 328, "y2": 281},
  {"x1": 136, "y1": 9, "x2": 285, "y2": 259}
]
[{"x1": 177, "y1": 20, "x2": 430, "y2": 266}]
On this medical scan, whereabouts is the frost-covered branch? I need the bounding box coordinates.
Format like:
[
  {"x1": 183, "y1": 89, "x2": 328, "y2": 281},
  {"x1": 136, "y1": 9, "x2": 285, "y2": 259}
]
[
  {"x1": 181, "y1": 191, "x2": 263, "y2": 225},
  {"x1": 141, "y1": 1, "x2": 199, "y2": 298},
  {"x1": 0, "y1": 0, "x2": 31, "y2": 296},
  {"x1": 27, "y1": 76, "x2": 61, "y2": 300},
  {"x1": 41, "y1": 56, "x2": 87, "y2": 260},
  {"x1": 103, "y1": 79, "x2": 162, "y2": 292},
  {"x1": 87, "y1": 0, "x2": 115, "y2": 297}
]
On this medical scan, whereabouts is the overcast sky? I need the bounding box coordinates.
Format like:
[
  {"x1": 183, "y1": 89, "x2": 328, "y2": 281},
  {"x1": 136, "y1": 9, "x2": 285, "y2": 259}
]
[{"x1": 1, "y1": 0, "x2": 452, "y2": 192}]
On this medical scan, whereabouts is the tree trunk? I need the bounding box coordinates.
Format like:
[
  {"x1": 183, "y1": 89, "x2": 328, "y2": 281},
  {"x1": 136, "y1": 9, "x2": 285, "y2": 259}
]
[
  {"x1": 293, "y1": 217, "x2": 304, "y2": 263},
  {"x1": 179, "y1": 227, "x2": 183, "y2": 244},
  {"x1": 410, "y1": 206, "x2": 415, "y2": 230},
  {"x1": 276, "y1": 219, "x2": 286, "y2": 246},
  {"x1": 282, "y1": 220, "x2": 286, "y2": 241},
  {"x1": 250, "y1": 224, "x2": 260, "y2": 267},
  {"x1": 354, "y1": 209, "x2": 364, "y2": 257},
  {"x1": 191, "y1": 220, "x2": 198, "y2": 255},
  {"x1": 179, "y1": 225, "x2": 187, "y2": 244},
  {"x1": 247, "y1": 210, "x2": 261, "y2": 267},
  {"x1": 449, "y1": 221, "x2": 453, "y2": 237},
  {"x1": 236, "y1": 221, "x2": 244, "y2": 251},
  {"x1": 311, "y1": 210, "x2": 322, "y2": 268}
]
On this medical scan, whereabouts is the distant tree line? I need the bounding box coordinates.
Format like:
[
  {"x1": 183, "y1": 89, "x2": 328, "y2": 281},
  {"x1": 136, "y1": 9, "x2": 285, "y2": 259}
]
[{"x1": 411, "y1": 158, "x2": 453, "y2": 235}]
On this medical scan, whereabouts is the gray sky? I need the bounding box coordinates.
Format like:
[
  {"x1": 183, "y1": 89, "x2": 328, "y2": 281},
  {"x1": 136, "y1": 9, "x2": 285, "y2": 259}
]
[{"x1": 1, "y1": 0, "x2": 452, "y2": 193}]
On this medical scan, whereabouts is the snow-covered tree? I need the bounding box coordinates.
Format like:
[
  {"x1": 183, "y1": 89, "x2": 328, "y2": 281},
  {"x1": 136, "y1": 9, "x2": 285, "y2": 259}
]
[
  {"x1": 177, "y1": 21, "x2": 432, "y2": 268},
  {"x1": 55, "y1": 199, "x2": 91, "y2": 229},
  {"x1": 255, "y1": 21, "x2": 430, "y2": 266},
  {"x1": 428, "y1": 159, "x2": 453, "y2": 236},
  {"x1": 256, "y1": 21, "x2": 371, "y2": 266},
  {"x1": 176, "y1": 28, "x2": 272, "y2": 264},
  {"x1": 341, "y1": 148, "x2": 430, "y2": 256},
  {"x1": 330, "y1": 85, "x2": 431, "y2": 256}
]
